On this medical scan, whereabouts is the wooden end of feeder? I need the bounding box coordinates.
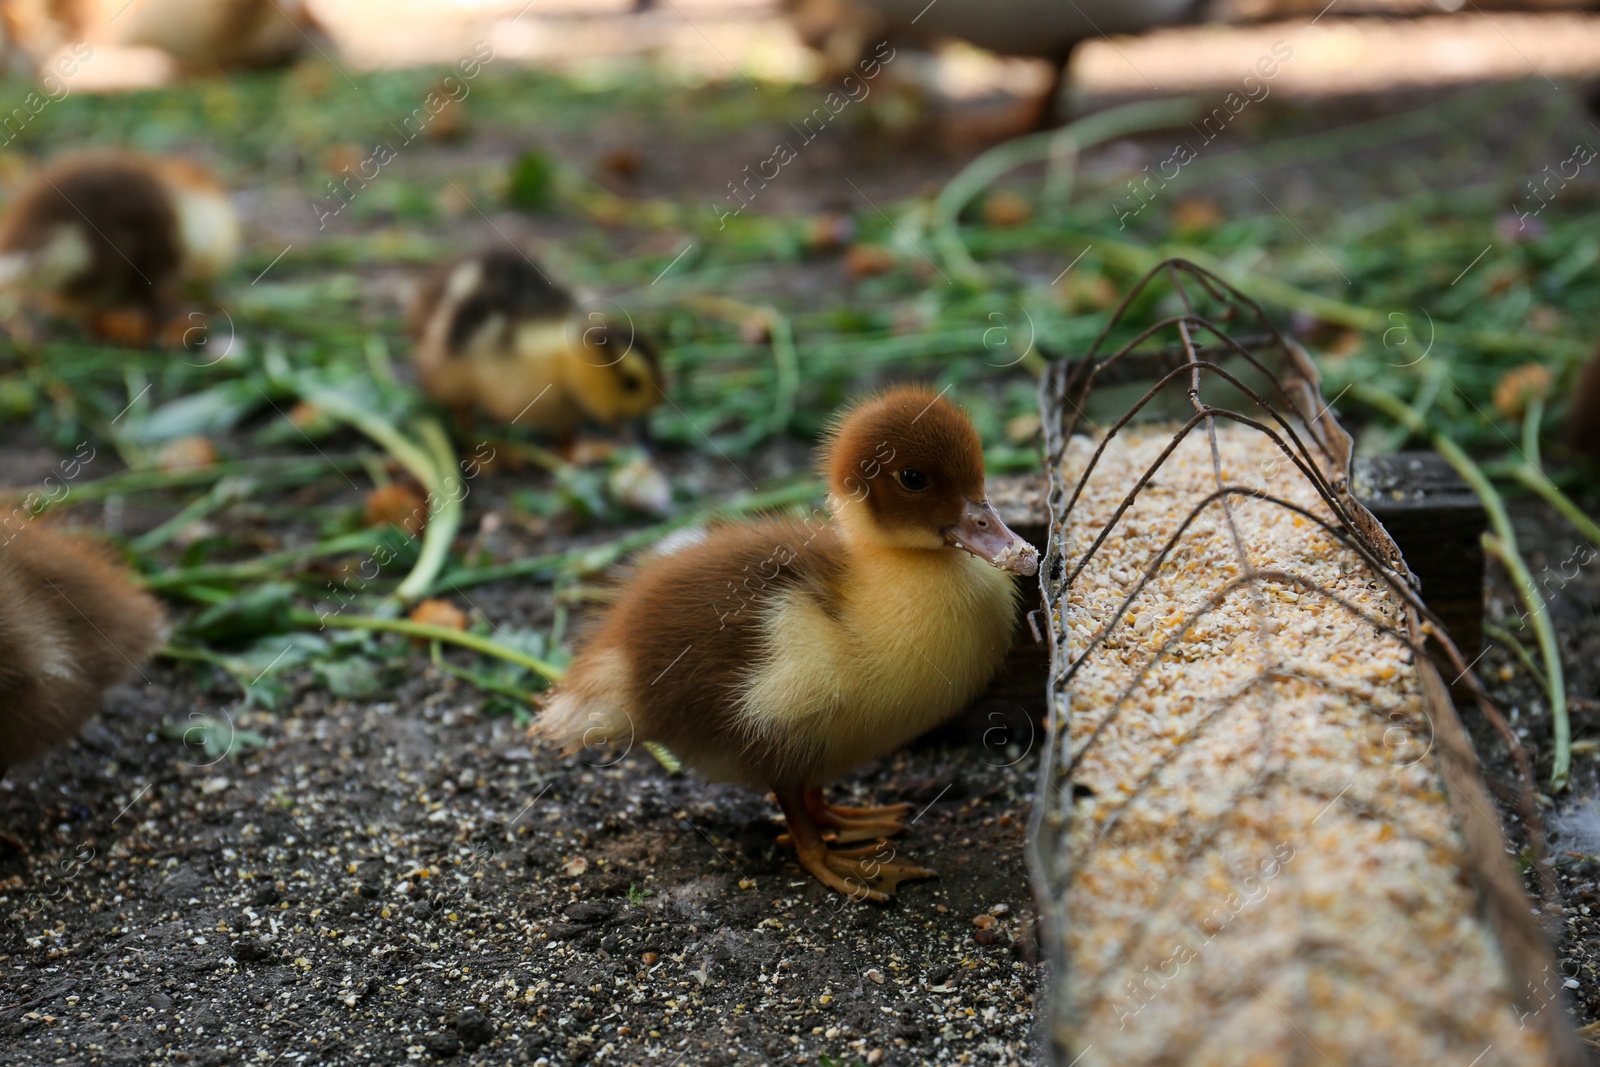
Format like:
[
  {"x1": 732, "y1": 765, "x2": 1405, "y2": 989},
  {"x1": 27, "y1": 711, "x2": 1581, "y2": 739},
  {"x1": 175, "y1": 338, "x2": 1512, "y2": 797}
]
[
  {"x1": 1352, "y1": 451, "x2": 1487, "y2": 659},
  {"x1": 986, "y1": 471, "x2": 1051, "y2": 714}
]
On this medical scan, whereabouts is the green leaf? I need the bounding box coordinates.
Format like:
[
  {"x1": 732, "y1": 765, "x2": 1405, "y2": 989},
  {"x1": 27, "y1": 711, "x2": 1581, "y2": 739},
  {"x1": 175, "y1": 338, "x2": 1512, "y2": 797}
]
[
  {"x1": 159, "y1": 714, "x2": 267, "y2": 761},
  {"x1": 483, "y1": 627, "x2": 549, "y2": 665},
  {"x1": 120, "y1": 380, "x2": 264, "y2": 445},
  {"x1": 0, "y1": 376, "x2": 35, "y2": 420},
  {"x1": 315, "y1": 656, "x2": 386, "y2": 699},
  {"x1": 185, "y1": 583, "x2": 295, "y2": 644},
  {"x1": 506, "y1": 148, "x2": 554, "y2": 212},
  {"x1": 234, "y1": 632, "x2": 328, "y2": 671}
]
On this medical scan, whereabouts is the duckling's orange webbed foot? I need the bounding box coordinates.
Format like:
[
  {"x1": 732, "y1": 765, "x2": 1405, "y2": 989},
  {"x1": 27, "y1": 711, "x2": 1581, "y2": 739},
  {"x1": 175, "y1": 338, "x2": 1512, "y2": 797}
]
[
  {"x1": 776, "y1": 788, "x2": 934, "y2": 903},
  {"x1": 89, "y1": 309, "x2": 158, "y2": 347},
  {"x1": 804, "y1": 785, "x2": 913, "y2": 844}
]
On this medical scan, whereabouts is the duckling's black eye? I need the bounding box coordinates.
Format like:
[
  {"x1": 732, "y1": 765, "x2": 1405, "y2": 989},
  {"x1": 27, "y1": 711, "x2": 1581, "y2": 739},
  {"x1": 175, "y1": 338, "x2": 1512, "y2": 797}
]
[
  {"x1": 896, "y1": 468, "x2": 929, "y2": 492},
  {"x1": 619, "y1": 372, "x2": 640, "y2": 393}
]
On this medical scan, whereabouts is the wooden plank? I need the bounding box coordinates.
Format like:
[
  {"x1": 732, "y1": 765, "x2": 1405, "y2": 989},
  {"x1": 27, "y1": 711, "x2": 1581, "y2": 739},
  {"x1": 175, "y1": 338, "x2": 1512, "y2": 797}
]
[
  {"x1": 1352, "y1": 452, "x2": 1486, "y2": 658},
  {"x1": 987, "y1": 473, "x2": 1051, "y2": 712}
]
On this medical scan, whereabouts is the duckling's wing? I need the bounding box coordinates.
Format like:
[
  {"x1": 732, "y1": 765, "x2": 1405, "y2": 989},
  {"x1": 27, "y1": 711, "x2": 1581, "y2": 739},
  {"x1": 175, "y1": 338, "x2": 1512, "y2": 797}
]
[
  {"x1": 446, "y1": 248, "x2": 573, "y2": 355},
  {"x1": 536, "y1": 517, "x2": 843, "y2": 784}
]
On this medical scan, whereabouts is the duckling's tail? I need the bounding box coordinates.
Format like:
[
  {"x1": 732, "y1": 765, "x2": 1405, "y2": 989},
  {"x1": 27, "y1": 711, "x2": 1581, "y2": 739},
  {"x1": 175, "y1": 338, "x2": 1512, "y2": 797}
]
[
  {"x1": 0, "y1": 252, "x2": 31, "y2": 290},
  {"x1": 0, "y1": 523, "x2": 166, "y2": 766},
  {"x1": 528, "y1": 655, "x2": 636, "y2": 758},
  {"x1": 148, "y1": 161, "x2": 238, "y2": 282},
  {"x1": 1, "y1": 525, "x2": 166, "y2": 685}
]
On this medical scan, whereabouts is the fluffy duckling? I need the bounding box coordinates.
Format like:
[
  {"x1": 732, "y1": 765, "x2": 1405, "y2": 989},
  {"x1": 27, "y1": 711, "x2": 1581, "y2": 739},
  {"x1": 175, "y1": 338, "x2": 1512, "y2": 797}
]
[
  {"x1": 0, "y1": 150, "x2": 238, "y2": 342},
  {"x1": 95, "y1": 0, "x2": 315, "y2": 70},
  {"x1": 0, "y1": 523, "x2": 165, "y2": 789},
  {"x1": 408, "y1": 247, "x2": 663, "y2": 438},
  {"x1": 3, "y1": 0, "x2": 317, "y2": 73},
  {"x1": 1568, "y1": 346, "x2": 1600, "y2": 464},
  {"x1": 534, "y1": 386, "x2": 1039, "y2": 901},
  {"x1": 784, "y1": 0, "x2": 1200, "y2": 125}
]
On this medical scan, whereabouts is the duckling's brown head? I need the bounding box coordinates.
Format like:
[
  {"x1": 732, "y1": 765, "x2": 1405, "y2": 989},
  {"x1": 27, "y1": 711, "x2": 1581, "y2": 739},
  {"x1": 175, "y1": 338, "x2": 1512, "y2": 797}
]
[{"x1": 822, "y1": 386, "x2": 1038, "y2": 576}]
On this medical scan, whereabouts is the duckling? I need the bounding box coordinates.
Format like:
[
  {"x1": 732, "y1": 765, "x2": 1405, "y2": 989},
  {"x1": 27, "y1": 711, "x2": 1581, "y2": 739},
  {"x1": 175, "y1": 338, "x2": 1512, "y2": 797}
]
[
  {"x1": 0, "y1": 150, "x2": 238, "y2": 343},
  {"x1": 1567, "y1": 346, "x2": 1600, "y2": 464},
  {"x1": 0, "y1": 523, "x2": 165, "y2": 799},
  {"x1": 533, "y1": 386, "x2": 1039, "y2": 902},
  {"x1": 784, "y1": 0, "x2": 1201, "y2": 126},
  {"x1": 408, "y1": 247, "x2": 663, "y2": 439},
  {"x1": 98, "y1": 0, "x2": 315, "y2": 70},
  {"x1": 3, "y1": 0, "x2": 318, "y2": 73}
]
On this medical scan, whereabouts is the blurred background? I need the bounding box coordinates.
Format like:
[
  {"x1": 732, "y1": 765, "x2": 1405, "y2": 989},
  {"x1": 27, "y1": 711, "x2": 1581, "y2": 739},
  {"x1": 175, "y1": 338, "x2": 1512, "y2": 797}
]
[{"x1": 1, "y1": 0, "x2": 1596, "y2": 461}]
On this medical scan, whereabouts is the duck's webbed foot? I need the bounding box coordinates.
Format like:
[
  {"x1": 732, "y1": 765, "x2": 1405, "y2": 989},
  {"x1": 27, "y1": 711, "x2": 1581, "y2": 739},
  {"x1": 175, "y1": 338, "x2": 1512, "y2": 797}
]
[
  {"x1": 775, "y1": 787, "x2": 934, "y2": 904},
  {"x1": 804, "y1": 785, "x2": 913, "y2": 844},
  {"x1": 90, "y1": 308, "x2": 158, "y2": 347}
]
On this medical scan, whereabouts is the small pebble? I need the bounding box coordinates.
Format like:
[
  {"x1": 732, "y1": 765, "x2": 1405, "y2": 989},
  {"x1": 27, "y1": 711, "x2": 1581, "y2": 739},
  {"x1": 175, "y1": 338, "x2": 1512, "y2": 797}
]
[
  {"x1": 421, "y1": 1031, "x2": 460, "y2": 1058},
  {"x1": 452, "y1": 1006, "x2": 494, "y2": 1049},
  {"x1": 972, "y1": 914, "x2": 996, "y2": 930},
  {"x1": 641, "y1": 952, "x2": 658, "y2": 966}
]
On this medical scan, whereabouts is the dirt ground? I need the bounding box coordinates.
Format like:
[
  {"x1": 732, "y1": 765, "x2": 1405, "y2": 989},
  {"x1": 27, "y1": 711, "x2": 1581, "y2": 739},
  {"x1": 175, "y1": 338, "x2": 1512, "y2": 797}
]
[
  {"x1": 1479, "y1": 498, "x2": 1600, "y2": 1038},
  {"x1": 0, "y1": 633, "x2": 1041, "y2": 1067}
]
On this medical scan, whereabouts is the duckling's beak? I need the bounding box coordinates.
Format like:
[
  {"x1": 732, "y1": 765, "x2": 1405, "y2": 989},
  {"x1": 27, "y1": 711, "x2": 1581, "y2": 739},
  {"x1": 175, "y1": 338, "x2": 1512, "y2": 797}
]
[{"x1": 944, "y1": 499, "x2": 1039, "y2": 576}]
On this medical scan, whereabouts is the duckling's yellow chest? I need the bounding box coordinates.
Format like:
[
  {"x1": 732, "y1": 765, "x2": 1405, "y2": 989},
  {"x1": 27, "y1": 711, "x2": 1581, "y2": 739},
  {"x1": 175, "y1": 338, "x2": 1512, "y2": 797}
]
[{"x1": 740, "y1": 550, "x2": 1019, "y2": 782}]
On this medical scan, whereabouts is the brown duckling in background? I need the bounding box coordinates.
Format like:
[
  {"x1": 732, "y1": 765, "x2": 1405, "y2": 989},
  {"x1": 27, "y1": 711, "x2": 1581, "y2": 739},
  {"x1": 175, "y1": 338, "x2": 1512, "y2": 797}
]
[
  {"x1": 1568, "y1": 346, "x2": 1600, "y2": 465},
  {"x1": 0, "y1": 523, "x2": 165, "y2": 823},
  {"x1": 0, "y1": 150, "x2": 238, "y2": 343},
  {"x1": 534, "y1": 386, "x2": 1039, "y2": 902},
  {"x1": 408, "y1": 247, "x2": 663, "y2": 440}
]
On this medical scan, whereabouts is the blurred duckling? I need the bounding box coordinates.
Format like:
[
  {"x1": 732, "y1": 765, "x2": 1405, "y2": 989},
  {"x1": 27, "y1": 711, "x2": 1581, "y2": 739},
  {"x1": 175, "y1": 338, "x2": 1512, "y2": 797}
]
[
  {"x1": 95, "y1": 0, "x2": 316, "y2": 70},
  {"x1": 3, "y1": 0, "x2": 318, "y2": 74},
  {"x1": 533, "y1": 386, "x2": 1039, "y2": 902},
  {"x1": 1567, "y1": 346, "x2": 1600, "y2": 464},
  {"x1": 784, "y1": 0, "x2": 1200, "y2": 126},
  {"x1": 408, "y1": 247, "x2": 663, "y2": 440},
  {"x1": 0, "y1": 523, "x2": 165, "y2": 823},
  {"x1": 0, "y1": 150, "x2": 238, "y2": 343}
]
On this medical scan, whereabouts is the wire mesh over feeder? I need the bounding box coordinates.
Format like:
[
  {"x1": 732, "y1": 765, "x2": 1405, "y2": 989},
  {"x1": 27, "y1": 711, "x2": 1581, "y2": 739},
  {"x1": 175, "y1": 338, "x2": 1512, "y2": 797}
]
[{"x1": 1030, "y1": 260, "x2": 1583, "y2": 1067}]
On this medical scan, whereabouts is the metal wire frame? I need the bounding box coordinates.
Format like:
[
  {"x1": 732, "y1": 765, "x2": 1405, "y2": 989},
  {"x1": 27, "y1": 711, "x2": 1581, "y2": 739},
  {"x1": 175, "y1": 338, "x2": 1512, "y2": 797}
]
[{"x1": 1024, "y1": 258, "x2": 1581, "y2": 1067}]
